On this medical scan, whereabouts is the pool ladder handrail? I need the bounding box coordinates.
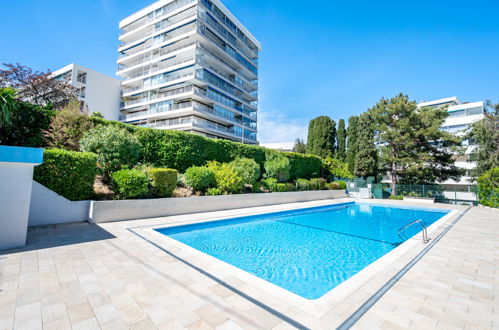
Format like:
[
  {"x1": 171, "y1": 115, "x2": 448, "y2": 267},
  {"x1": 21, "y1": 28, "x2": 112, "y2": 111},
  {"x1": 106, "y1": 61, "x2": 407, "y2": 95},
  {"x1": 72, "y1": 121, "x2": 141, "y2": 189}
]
[{"x1": 398, "y1": 219, "x2": 429, "y2": 243}]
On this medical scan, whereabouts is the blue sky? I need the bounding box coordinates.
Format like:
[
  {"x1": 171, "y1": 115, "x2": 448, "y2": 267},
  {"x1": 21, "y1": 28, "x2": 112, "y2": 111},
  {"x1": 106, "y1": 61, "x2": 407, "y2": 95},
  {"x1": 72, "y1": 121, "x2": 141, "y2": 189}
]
[{"x1": 2, "y1": 0, "x2": 498, "y2": 143}]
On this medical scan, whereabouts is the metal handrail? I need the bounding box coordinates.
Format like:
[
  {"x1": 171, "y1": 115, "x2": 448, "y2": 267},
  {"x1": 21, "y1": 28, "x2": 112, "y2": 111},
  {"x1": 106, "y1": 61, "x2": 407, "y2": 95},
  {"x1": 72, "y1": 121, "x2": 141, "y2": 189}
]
[{"x1": 398, "y1": 219, "x2": 429, "y2": 243}]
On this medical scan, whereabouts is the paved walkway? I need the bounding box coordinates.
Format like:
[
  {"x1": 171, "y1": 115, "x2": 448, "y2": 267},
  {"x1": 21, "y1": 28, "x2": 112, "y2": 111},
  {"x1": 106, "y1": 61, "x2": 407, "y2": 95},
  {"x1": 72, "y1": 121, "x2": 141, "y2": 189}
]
[{"x1": 0, "y1": 202, "x2": 497, "y2": 329}]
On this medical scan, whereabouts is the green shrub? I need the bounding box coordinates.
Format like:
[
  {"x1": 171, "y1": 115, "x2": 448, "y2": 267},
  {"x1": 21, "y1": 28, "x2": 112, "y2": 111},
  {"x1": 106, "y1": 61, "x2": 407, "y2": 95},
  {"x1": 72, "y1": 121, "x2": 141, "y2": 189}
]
[
  {"x1": 310, "y1": 178, "x2": 327, "y2": 190},
  {"x1": 147, "y1": 168, "x2": 177, "y2": 198},
  {"x1": 185, "y1": 166, "x2": 216, "y2": 192},
  {"x1": 327, "y1": 182, "x2": 341, "y2": 190},
  {"x1": 111, "y1": 169, "x2": 149, "y2": 200},
  {"x1": 322, "y1": 157, "x2": 354, "y2": 179},
  {"x1": 285, "y1": 152, "x2": 322, "y2": 180},
  {"x1": 286, "y1": 183, "x2": 295, "y2": 192},
  {"x1": 206, "y1": 187, "x2": 223, "y2": 196},
  {"x1": 335, "y1": 181, "x2": 347, "y2": 189},
  {"x1": 264, "y1": 151, "x2": 290, "y2": 182},
  {"x1": 389, "y1": 195, "x2": 404, "y2": 200},
  {"x1": 80, "y1": 125, "x2": 142, "y2": 180},
  {"x1": 252, "y1": 182, "x2": 263, "y2": 193},
  {"x1": 295, "y1": 179, "x2": 311, "y2": 191},
  {"x1": 229, "y1": 158, "x2": 260, "y2": 185},
  {"x1": 477, "y1": 168, "x2": 499, "y2": 208},
  {"x1": 275, "y1": 183, "x2": 287, "y2": 192},
  {"x1": 207, "y1": 161, "x2": 244, "y2": 194},
  {"x1": 0, "y1": 91, "x2": 55, "y2": 147},
  {"x1": 34, "y1": 149, "x2": 98, "y2": 201},
  {"x1": 262, "y1": 178, "x2": 278, "y2": 192}
]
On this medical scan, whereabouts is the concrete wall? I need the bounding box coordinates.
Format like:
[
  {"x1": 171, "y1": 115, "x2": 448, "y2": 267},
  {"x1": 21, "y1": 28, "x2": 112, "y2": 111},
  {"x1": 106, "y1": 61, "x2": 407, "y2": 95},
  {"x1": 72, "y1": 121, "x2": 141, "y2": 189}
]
[
  {"x1": 0, "y1": 146, "x2": 43, "y2": 250},
  {"x1": 28, "y1": 181, "x2": 90, "y2": 226},
  {"x1": 90, "y1": 190, "x2": 347, "y2": 223}
]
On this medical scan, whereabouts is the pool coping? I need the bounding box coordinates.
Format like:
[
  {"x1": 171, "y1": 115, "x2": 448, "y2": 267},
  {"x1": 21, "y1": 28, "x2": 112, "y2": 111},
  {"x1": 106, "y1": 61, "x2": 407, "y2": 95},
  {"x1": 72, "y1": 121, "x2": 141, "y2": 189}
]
[{"x1": 128, "y1": 198, "x2": 461, "y2": 324}]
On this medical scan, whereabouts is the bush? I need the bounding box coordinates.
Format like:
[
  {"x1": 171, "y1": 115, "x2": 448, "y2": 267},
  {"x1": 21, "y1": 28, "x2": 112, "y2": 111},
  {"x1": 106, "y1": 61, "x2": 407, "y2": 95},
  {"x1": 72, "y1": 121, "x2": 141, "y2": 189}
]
[
  {"x1": 477, "y1": 168, "x2": 499, "y2": 208},
  {"x1": 252, "y1": 182, "x2": 264, "y2": 193},
  {"x1": 295, "y1": 179, "x2": 311, "y2": 191},
  {"x1": 335, "y1": 181, "x2": 347, "y2": 189},
  {"x1": 264, "y1": 151, "x2": 290, "y2": 182},
  {"x1": 34, "y1": 149, "x2": 98, "y2": 201},
  {"x1": 207, "y1": 161, "x2": 244, "y2": 194},
  {"x1": 147, "y1": 168, "x2": 177, "y2": 198},
  {"x1": 262, "y1": 178, "x2": 278, "y2": 192},
  {"x1": 327, "y1": 182, "x2": 341, "y2": 190},
  {"x1": 0, "y1": 92, "x2": 55, "y2": 147},
  {"x1": 206, "y1": 187, "x2": 223, "y2": 196},
  {"x1": 285, "y1": 152, "x2": 322, "y2": 180},
  {"x1": 275, "y1": 183, "x2": 287, "y2": 192},
  {"x1": 229, "y1": 158, "x2": 260, "y2": 185},
  {"x1": 323, "y1": 157, "x2": 354, "y2": 179},
  {"x1": 184, "y1": 166, "x2": 216, "y2": 192},
  {"x1": 80, "y1": 125, "x2": 142, "y2": 180},
  {"x1": 111, "y1": 169, "x2": 149, "y2": 200},
  {"x1": 310, "y1": 178, "x2": 327, "y2": 190},
  {"x1": 389, "y1": 195, "x2": 404, "y2": 200}
]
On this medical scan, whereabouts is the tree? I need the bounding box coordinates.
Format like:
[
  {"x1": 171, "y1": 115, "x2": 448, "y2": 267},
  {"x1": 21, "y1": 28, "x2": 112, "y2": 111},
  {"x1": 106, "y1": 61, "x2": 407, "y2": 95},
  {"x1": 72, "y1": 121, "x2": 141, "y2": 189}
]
[
  {"x1": 354, "y1": 113, "x2": 378, "y2": 178},
  {"x1": 467, "y1": 102, "x2": 499, "y2": 177},
  {"x1": 369, "y1": 94, "x2": 463, "y2": 195},
  {"x1": 44, "y1": 99, "x2": 94, "y2": 151},
  {"x1": 0, "y1": 63, "x2": 77, "y2": 109},
  {"x1": 306, "y1": 116, "x2": 336, "y2": 158},
  {"x1": 292, "y1": 138, "x2": 306, "y2": 154},
  {"x1": 336, "y1": 119, "x2": 347, "y2": 161},
  {"x1": 346, "y1": 116, "x2": 359, "y2": 173}
]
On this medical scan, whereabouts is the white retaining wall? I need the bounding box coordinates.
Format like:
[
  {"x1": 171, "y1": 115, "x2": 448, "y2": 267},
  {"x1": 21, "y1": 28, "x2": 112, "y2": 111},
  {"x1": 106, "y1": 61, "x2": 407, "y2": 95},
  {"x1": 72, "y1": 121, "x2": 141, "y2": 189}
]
[
  {"x1": 28, "y1": 181, "x2": 90, "y2": 226},
  {"x1": 89, "y1": 190, "x2": 347, "y2": 223}
]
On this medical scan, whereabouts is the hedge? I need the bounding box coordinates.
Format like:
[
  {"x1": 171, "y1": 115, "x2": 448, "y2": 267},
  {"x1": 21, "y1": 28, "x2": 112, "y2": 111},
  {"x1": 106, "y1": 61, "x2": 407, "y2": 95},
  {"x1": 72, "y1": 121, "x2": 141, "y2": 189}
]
[
  {"x1": 147, "y1": 168, "x2": 177, "y2": 198},
  {"x1": 477, "y1": 167, "x2": 499, "y2": 208},
  {"x1": 284, "y1": 152, "x2": 322, "y2": 180},
  {"x1": 33, "y1": 149, "x2": 98, "y2": 201}
]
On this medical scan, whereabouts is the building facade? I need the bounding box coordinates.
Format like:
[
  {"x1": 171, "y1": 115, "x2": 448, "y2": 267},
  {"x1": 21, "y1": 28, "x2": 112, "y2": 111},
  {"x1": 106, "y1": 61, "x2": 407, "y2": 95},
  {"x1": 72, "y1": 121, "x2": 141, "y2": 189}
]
[
  {"x1": 117, "y1": 0, "x2": 261, "y2": 144},
  {"x1": 52, "y1": 63, "x2": 122, "y2": 120},
  {"x1": 418, "y1": 97, "x2": 486, "y2": 190}
]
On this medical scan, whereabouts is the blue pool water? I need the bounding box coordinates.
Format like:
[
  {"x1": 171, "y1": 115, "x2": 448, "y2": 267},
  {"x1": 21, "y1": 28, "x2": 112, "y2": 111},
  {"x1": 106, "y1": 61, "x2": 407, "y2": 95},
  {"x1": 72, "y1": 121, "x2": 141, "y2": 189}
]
[{"x1": 156, "y1": 202, "x2": 449, "y2": 299}]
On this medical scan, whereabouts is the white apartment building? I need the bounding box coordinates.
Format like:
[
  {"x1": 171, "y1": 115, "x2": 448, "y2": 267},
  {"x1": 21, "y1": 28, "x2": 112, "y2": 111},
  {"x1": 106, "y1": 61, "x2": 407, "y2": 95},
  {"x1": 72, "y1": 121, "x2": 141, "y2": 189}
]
[
  {"x1": 418, "y1": 97, "x2": 486, "y2": 190},
  {"x1": 52, "y1": 63, "x2": 121, "y2": 120},
  {"x1": 117, "y1": 0, "x2": 261, "y2": 144}
]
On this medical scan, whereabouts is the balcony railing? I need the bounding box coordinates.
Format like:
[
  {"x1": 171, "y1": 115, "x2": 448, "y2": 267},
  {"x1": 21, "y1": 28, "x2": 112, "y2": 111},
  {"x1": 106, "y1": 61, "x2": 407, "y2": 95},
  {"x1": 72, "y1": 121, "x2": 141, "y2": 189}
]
[
  {"x1": 118, "y1": 42, "x2": 196, "y2": 71},
  {"x1": 123, "y1": 55, "x2": 195, "y2": 82},
  {"x1": 122, "y1": 70, "x2": 195, "y2": 95},
  {"x1": 120, "y1": 0, "x2": 196, "y2": 36}
]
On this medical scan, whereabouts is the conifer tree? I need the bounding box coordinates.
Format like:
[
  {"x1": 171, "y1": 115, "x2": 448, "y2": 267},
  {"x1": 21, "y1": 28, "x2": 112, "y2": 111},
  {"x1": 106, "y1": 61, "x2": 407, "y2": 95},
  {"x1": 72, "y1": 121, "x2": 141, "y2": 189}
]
[
  {"x1": 346, "y1": 116, "x2": 359, "y2": 173},
  {"x1": 337, "y1": 119, "x2": 346, "y2": 161},
  {"x1": 354, "y1": 113, "x2": 378, "y2": 178},
  {"x1": 306, "y1": 116, "x2": 336, "y2": 158}
]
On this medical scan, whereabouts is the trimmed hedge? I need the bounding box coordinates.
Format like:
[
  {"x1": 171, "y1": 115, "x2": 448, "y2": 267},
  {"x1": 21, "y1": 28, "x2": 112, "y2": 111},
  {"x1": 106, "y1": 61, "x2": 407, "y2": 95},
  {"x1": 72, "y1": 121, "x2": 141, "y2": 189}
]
[
  {"x1": 111, "y1": 169, "x2": 149, "y2": 200},
  {"x1": 147, "y1": 168, "x2": 177, "y2": 198},
  {"x1": 285, "y1": 152, "x2": 322, "y2": 180},
  {"x1": 34, "y1": 149, "x2": 98, "y2": 201}
]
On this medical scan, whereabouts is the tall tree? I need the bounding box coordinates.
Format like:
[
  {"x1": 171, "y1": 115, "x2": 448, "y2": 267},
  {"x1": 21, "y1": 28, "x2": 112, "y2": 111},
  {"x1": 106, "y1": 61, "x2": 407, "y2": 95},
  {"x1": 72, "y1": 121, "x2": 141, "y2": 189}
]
[
  {"x1": 306, "y1": 116, "x2": 336, "y2": 158},
  {"x1": 0, "y1": 63, "x2": 77, "y2": 109},
  {"x1": 369, "y1": 94, "x2": 463, "y2": 195},
  {"x1": 292, "y1": 138, "x2": 306, "y2": 154},
  {"x1": 346, "y1": 116, "x2": 359, "y2": 173},
  {"x1": 336, "y1": 119, "x2": 347, "y2": 161},
  {"x1": 354, "y1": 113, "x2": 378, "y2": 178},
  {"x1": 468, "y1": 101, "x2": 499, "y2": 176}
]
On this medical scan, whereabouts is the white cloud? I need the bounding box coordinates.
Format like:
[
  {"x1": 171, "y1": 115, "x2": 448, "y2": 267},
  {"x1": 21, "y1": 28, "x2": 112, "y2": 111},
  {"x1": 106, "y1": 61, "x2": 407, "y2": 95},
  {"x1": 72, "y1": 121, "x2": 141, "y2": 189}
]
[{"x1": 257, "y1": 110, "x2": 308, "y2": 144}]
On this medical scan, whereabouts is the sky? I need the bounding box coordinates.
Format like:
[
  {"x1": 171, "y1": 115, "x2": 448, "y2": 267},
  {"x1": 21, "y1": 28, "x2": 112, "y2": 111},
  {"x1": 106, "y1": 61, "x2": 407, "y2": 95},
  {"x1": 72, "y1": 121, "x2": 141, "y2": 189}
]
[{"x1": 2, "y1": 0, "x2": 499, "y2": 143}]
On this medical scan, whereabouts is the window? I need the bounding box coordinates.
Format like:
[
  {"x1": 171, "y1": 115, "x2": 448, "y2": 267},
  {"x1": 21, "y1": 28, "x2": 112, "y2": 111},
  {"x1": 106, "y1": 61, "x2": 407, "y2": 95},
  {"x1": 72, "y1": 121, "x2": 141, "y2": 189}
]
[
  {"x1": 77, "y1": 71, "x2": 87, "y2": 84},
  {"x1": 79, "y1": 87, "x2": 86, "y2": 99}
]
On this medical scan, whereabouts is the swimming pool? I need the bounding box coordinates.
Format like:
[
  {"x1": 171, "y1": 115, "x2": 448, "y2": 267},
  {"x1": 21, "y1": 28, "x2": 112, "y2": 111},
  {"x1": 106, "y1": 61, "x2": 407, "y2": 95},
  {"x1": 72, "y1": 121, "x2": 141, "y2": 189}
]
[{"x1": 156, "y1": 202, "x2": 450, "y2": 299}]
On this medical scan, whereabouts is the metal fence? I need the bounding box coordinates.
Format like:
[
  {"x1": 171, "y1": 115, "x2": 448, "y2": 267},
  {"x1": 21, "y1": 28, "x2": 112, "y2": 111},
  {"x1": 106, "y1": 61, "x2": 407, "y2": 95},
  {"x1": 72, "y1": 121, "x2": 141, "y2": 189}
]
[{"x1": 342, "y1": 177, "x2": 478, "y2": 206}]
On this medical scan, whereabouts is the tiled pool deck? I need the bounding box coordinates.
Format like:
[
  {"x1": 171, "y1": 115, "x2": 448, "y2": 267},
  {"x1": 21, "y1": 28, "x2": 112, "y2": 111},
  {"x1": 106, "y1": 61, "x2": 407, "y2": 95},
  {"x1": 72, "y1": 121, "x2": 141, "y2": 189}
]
[{"x1": 0, "y1": 199, "x2": 497, "y2": 329}]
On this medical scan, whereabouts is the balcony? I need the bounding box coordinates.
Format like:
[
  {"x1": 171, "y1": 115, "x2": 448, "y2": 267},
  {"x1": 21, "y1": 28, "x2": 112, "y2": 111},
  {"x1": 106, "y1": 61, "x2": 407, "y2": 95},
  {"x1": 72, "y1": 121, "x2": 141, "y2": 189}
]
[
  {"x1": 122, "y1": 55, "x2": 195, "y2": 83},
  {"x1": 122, "y1": 69, "x2": 195, "y2": 95}
]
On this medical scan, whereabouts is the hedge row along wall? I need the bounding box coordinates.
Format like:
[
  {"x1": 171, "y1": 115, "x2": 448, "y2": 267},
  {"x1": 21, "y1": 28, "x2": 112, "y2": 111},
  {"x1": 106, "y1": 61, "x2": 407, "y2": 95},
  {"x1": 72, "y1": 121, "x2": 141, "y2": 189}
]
[
  {"x1": 91, "y1": 118, "x2": 322, "y2": 178},
  {"x1": 34, "y1": 149, "x2": 98, "y2": 201}
]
